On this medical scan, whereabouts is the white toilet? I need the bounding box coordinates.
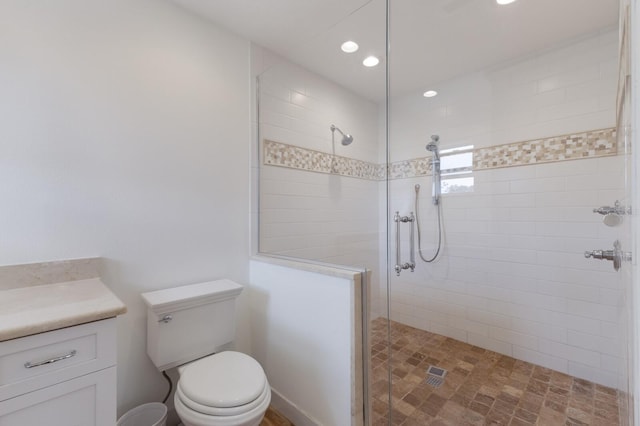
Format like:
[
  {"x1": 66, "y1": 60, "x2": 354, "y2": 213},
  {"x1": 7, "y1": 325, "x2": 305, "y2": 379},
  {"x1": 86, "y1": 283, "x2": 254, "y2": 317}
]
[{"x1": 142, "y1": 279, "x2": 270, "y2": 426}]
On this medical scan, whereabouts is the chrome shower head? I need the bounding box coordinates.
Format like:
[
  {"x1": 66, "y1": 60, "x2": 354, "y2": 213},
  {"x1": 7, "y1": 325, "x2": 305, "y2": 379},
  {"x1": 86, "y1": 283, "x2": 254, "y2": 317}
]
[
  {"x1": 426, "y1": 135, "x2": 440, "y2": 159},
  {"x1": 330, "y1": 124, "x2": 354, "y2": 146}
]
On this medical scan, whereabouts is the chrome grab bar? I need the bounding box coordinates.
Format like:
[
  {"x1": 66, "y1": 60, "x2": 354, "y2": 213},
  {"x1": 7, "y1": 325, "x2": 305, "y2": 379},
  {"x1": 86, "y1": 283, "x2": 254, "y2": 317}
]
[
  {"x1": 24, "y1": 350, "x2": 77, "y2": 369},
  {"x1": 394, "y1": 211, "x2": 416, "y2": 276}
]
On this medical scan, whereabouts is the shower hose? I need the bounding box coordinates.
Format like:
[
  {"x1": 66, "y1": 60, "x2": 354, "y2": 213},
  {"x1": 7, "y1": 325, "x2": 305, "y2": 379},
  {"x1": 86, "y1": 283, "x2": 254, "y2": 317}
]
[{"x1": 415, "y1": 184, "x2": 442, "y2": 262}]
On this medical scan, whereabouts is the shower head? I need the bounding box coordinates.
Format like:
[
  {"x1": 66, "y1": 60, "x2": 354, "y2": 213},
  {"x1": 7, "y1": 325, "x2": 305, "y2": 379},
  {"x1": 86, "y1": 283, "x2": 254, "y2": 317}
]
[
  {"x1": 426, "y1": 135, "x2": 440, "y2": 159},
  {"x1": 330, "y1": 124, "x2": 354, "y2": 146}
]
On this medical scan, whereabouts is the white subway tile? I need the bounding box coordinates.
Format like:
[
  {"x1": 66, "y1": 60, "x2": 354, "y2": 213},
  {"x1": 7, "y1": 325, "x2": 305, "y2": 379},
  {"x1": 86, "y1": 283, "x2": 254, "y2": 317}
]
[
  {"x1": 512, "y1": 346, "x2": 569, "y2": 373},
  {"x1": 510, "y1": 318, "x2": 567, "y2": 343},
  {"x1": 430, "y1": 323, "x2": 468, "y2": 343},
  {"x1": 600, "y1": 354, "x2": 623, "y2": 374},
  {"x1": 567, "y1": 300, "x2": 619, "y2": 323},
  {"x1": 466, "y1": 308, "x2": 510, "y2": 328},
  {"x1": 489, "y1": 326, "x2": 538, "y2": 350},
  {"x1": 468, "y1": 333, "x2": 513, "y2": 356},
  {"x1": 538, "y1": 339, "x2": 600, "y2": 367},
  {"x1": 567, "y1": 330, "x2": 620, "y2": 357},
  {"x1": 568, "y1": 361, "x2": 617, "y2": 388}
]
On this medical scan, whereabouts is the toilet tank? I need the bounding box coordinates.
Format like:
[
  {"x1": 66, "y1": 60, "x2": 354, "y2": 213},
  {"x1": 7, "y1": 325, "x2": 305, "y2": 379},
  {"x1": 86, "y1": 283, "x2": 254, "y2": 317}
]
[{"x1": 141, "y1": 279, "x2": 243, "y2": 371}]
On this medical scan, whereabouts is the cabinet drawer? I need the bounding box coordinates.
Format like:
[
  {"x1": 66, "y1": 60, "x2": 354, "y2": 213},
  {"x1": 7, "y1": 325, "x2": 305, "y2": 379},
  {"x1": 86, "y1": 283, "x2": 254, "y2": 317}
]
[
  {"x1": 0, "y1": 318, "x2": 116, "y2": 401},
  {"x1": 0, "y1": 366, "x2": 116, "y2": 426}
]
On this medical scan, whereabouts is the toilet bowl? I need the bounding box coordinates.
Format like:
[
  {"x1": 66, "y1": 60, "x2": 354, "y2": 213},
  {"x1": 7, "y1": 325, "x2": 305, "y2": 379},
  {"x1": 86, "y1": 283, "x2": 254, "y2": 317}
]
[
  {"x1": 142, "y1": 280, "x2": 270, "y2": 426},
  {"x1": 174, "y1": 351, "x2": 271, "y2": 426}
]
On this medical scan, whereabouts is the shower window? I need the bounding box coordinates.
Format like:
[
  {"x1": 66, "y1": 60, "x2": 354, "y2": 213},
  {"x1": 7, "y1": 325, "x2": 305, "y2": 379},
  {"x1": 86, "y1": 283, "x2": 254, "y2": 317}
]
[{"x1": 439, "y1": 145, "x2": 474, "y2": 194}]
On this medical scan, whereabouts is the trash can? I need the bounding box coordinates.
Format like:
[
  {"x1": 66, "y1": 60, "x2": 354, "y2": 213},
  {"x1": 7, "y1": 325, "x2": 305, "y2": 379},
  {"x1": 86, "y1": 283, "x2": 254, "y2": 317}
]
[{"x1": 117, "y1": 402, "x2": 168, "y2": 426}]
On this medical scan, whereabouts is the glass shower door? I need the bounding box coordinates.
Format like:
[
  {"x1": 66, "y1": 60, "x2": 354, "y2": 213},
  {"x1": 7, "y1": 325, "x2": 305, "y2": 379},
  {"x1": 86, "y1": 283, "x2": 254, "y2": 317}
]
[{"x1": 385, "y1": 1, "x2": 633, "y2": 425}]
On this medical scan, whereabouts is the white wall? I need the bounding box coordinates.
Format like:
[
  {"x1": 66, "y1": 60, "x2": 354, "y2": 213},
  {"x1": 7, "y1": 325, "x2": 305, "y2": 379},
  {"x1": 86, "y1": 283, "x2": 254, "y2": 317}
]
[
  {"x1": 389, "y1": 28, "x2": 618, "y2": 160},
  {"x1": 386, "y1": 28, "x2": 626, "y2": 388},
  {"x1": 249, "y1": 258, "x2": 362, "y2": 426},
  {"x1": 0, "y1": 0, "x2": 251, "y2": 416}
]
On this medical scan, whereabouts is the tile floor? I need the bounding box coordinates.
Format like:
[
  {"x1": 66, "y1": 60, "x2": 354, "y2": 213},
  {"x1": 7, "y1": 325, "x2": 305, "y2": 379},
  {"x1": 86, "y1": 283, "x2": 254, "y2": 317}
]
[{"x1": 369, "y1": 318, "x2": 623, "y2": 426}]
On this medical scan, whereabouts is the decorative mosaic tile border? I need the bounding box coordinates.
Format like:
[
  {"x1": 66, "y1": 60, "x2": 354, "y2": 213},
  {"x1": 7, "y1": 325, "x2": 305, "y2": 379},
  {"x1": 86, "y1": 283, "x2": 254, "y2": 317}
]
[
  {"x1": 263, "y1": 140, "x2": 385, "y2": 180},
  {"x1": 263, "y1": 128, "x2": 617, "y2": 180},
  {"x1": 388, "y1": 157, "x2": 432, "y2": 180},
  {"x1": 473, "y1": 128, "x2": 617, "y2": 170}
]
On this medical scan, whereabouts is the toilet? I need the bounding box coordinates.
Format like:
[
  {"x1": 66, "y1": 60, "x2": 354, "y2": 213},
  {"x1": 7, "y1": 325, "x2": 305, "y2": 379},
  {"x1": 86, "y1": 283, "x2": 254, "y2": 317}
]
[{"x1": 142, "y1": 279, "x2": 270, "y2": 426}]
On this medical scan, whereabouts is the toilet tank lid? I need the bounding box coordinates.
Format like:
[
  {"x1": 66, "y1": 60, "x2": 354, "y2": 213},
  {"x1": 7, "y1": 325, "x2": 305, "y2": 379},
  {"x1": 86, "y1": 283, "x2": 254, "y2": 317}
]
[{"x1": 141, "y1": 279, "x2": 243, "y2": 314}]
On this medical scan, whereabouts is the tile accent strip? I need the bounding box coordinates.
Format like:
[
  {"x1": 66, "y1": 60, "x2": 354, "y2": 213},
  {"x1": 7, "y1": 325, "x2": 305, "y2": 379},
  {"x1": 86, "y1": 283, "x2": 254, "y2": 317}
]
[
  {"x1": 263, "y1": 128, "x2": 617, "y2": 180},
  {"x1": 473, "y1": 128, "x2": 617, "y2": 170},
  {"x1": 263, "y1": 140, "x2": 385, "y2": 180}
]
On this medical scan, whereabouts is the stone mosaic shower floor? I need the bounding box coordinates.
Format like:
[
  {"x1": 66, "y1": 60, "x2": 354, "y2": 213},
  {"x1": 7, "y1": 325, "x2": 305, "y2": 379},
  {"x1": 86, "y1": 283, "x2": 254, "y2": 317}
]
[{"x1": 369, "y1": 318, "x2": 622, "y2": 426}]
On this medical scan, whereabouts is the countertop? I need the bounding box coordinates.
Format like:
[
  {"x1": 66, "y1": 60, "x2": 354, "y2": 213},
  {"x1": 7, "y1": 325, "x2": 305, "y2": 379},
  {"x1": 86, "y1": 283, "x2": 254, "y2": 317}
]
[{"x1": 0, "y1": 278, "x2": 127, "y2": 341}]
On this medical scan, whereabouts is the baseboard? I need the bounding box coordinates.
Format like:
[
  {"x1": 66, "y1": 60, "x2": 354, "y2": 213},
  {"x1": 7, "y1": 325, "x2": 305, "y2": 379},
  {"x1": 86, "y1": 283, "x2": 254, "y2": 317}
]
[{"x1": 270, "y1": 388, "x2": 320, "y2": 426}]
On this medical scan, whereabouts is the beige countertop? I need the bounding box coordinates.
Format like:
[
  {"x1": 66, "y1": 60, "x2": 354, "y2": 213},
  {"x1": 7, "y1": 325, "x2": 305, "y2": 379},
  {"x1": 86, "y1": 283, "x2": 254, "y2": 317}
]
[{"x1": 0, "y1": 278, "x2": 126, "y2": 341}]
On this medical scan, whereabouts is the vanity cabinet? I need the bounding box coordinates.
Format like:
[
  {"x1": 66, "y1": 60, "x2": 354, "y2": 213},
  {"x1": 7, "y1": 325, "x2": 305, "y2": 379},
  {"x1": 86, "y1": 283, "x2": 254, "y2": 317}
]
[{"x1": 0, "y1": 318, "x2": 117, "y2": 425}]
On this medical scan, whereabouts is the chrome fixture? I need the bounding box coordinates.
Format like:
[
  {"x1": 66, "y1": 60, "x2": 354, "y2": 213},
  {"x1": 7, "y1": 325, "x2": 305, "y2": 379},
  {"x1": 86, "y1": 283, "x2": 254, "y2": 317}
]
[
  {"x1": 330, "y1": 124, "x2": 354, "y2": 146},
  {"x1": 158, "y1": 314, "x2": 173, "y2": 323},
  {"x1": 394, "y1": 211, "x2": 415, "y2": 276},
  {"x1": 425, "y1": 135, "x2": 441, "y2": 205},
  {"x1": 25, "y1": 350, "x2": 77, "y2": 369},
  {"x1": 593, "y1": 200, "x2": 630, "y2": 215},
  {"x1": 585, "y1": 240, "x2": 632, "y2": 271},
  {"x1": 593, "y1": 200, "x2": 630, "y2": 227},
  {"x1": 415, "y1": 184, "x2": 442, "y2": 263}
]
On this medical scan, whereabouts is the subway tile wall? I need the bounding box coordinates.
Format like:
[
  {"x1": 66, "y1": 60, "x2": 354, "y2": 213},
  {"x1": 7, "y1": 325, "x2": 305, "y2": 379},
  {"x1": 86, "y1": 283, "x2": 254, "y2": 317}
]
[
  {"x1": 256, "y1": 49, "x2": 383, "y2": 310},
  {"x1": 254, "y1": 26, "x2": 626, "y2": 390},
  {"x1": 387, "y1": 28, "x2": 626, "y2": 389}
]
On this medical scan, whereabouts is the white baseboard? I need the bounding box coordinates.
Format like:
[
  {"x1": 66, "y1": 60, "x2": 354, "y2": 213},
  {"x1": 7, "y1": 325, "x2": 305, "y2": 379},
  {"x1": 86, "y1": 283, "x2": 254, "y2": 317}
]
[{"x1": 270, "y1": 388, "x2": 320, "y2": 426}]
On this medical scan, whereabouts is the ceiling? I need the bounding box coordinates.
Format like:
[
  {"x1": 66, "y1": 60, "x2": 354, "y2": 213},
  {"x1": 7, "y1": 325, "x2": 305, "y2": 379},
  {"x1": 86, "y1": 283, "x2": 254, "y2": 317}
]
[{"x1": 172, "y1": 0, "x2": 619, "y2": 101}]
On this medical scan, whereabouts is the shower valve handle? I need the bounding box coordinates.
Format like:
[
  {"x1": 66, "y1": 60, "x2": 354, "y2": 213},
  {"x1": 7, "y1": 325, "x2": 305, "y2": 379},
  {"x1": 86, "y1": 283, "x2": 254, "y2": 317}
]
[{"x1": 584, "y1": 240, "x2": 632, "y2": 271}]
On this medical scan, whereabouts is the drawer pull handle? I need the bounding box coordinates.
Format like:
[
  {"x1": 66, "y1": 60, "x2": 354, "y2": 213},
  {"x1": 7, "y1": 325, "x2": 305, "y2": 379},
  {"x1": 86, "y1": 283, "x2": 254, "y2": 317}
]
[{"x1": 24, "y1": 350, "x2": 77, "y2": 369}]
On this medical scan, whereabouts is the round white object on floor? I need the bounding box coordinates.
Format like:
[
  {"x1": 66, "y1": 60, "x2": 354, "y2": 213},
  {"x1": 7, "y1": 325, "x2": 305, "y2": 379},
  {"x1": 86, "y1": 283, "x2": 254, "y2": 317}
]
[{"x1": 117, "y1": 402, "x2": 168, "y2": 426}]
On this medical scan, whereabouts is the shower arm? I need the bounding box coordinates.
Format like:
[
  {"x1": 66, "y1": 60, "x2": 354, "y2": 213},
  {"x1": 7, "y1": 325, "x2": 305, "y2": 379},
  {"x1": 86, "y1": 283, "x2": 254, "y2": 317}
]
[{"x1": 331, "y1": 124, "x2": 345, "y2": 136}]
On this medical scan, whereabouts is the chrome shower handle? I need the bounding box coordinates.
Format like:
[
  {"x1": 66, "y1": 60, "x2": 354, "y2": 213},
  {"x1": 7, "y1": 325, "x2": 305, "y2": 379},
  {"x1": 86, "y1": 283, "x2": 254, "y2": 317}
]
[
  {"x1": 593, "y1": 200, "x2": 630, "y2": 215},
  {"x1": 584, "y1": 240, "x2": 632, "y2": 271}
]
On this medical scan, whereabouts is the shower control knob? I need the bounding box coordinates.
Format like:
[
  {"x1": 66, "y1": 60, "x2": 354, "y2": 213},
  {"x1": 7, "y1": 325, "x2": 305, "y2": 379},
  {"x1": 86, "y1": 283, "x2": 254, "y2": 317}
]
[{"x1": 584, "y1": 240, "x2": 632, "y2": 271}]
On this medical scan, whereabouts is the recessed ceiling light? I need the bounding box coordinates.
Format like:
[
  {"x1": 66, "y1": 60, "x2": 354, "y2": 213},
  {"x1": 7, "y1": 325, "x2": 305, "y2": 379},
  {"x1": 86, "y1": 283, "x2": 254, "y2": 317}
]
[
  {"x1": 423, "y1": 90, "x2": 438, "y2": 98},
  {"x1": 363, "y1": 56, "x2": 380, "y2": 67},
  {"x1": 341, "y1": 41, "x2": 359, "y2": 53},
  {"x1": 496, "y1": 0, "x2": 517, "y2": 4}
]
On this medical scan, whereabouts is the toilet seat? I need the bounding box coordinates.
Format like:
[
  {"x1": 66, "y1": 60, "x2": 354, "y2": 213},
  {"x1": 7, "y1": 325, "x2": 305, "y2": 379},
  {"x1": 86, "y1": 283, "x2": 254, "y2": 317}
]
[
  {"x1": 178, "y1": 351, "x2": 267, "y2": 410},
  {"x1": 176, "y1": 380, "x2": 270, "y2": 416},
  {"x1": 175, "y1": 351, "x2": 271, "y2": 424}
]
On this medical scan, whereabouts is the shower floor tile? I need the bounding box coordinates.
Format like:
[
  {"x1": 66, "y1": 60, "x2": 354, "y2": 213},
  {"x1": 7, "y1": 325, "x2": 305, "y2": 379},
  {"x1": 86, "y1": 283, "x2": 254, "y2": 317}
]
[{"x1": 369, "y1": 318, "x2": 623, "y2": 426}]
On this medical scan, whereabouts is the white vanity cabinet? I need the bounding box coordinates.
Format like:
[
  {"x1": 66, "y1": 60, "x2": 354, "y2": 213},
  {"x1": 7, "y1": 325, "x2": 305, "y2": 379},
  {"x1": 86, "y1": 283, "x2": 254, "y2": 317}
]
[{"x1": 0, "y1": 318, "x2": 117, "y2": 425}]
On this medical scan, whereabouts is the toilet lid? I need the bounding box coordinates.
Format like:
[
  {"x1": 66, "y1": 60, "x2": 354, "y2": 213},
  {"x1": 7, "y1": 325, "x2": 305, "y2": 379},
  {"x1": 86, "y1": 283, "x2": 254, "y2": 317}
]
[{"x1": 179, "y1": 351, "x2": 266, "y2": 408}]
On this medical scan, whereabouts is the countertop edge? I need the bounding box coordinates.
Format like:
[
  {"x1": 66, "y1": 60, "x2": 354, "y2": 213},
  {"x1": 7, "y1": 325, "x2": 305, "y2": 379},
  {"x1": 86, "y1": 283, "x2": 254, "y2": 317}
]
[
  {"x1": 0, "y1": 278, "x2": 127, "y2": 342},
  {"x1": 0, "y1": 306, "x2": 126, "y2": 342}
]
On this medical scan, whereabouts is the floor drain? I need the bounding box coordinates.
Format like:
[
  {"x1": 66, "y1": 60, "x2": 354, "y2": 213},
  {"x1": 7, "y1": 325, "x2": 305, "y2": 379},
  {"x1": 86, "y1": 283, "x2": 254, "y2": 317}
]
[{"x1": 426, "y1": 365, "x2": 447, "y2": 388}]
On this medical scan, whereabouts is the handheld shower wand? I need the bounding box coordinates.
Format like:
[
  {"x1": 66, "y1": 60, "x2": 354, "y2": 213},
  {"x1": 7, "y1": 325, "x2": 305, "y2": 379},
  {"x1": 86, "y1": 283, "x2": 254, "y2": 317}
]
[
  {"x1": 414, "y1": 134, "x2": 443, "y2": 263},
  {"x1": 426, "y1": 135, "x2": 440, "y2": 205}
]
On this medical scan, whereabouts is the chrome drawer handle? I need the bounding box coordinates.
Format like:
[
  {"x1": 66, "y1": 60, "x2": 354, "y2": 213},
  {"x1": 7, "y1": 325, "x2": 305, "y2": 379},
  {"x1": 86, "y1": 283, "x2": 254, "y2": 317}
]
[{"x1": 24, "y1": 350, "x2": 77, "y2": 369}]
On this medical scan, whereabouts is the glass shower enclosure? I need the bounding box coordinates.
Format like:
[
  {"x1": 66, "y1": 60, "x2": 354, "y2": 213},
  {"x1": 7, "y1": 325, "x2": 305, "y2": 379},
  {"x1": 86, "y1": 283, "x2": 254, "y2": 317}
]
[{"x1": 254, "y1": 0, "x2": 634, "y2": 424}]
